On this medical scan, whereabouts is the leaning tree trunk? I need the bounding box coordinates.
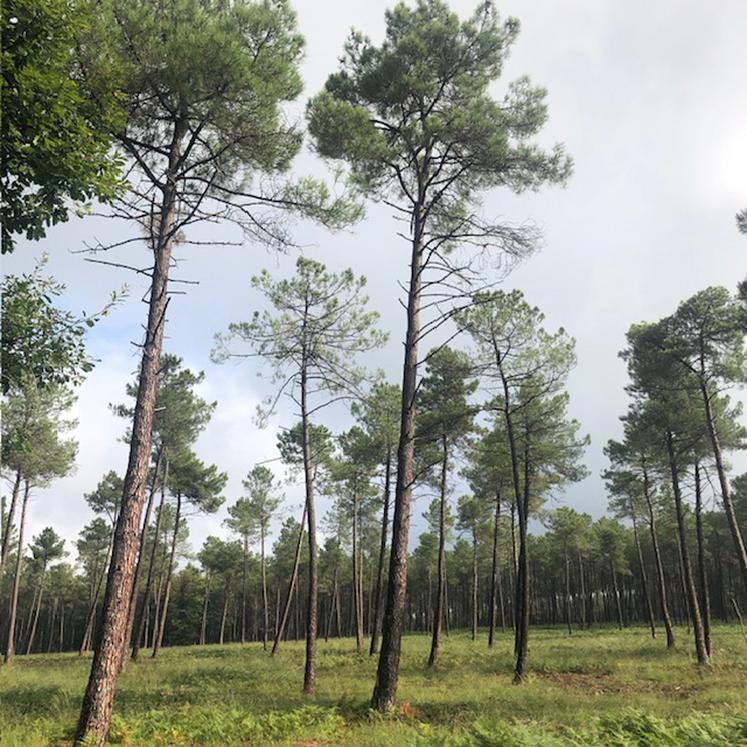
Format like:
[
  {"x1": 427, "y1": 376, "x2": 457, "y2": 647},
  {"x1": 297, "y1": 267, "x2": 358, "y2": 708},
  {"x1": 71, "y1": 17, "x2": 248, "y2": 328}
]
[
  {"x1": 4, "y1": 480, "x2": 30, "y2": 664},
  {"x1": 132, "y1": 459, "x2": 169, "y2": 661},
  {"x1": 632, "y1": 512, "x2": 656, "y2": 639},
  {"x1": 200, "y1": 572, "x2": 211, "y2": 645},
  {"x1": 369, "y1": 450, "x2": 391, "y2": 656},
  {"x1": 219, "y1": 588, "x2": 229, "y2": 645},
  {"x1": 0, "y1": 469, "x2": 22, "y2": 574},
  {"x1": 81, "y1": 516, "x2": 119, "y2": 656},
  {"x1": 642, "y1": 461, "x2": 675, "y2": 648},
  {"x1": 694, "y1": 463, "x2": 712, "y2": 656},
  {"x1": 122, "y1": 447, "x2": 163, "y2": 668},
  {"x1": 75, "y1": 118, "x2": 184, "y2": 746},
  {"x1": 428, "y1": 435, "x2": 448, "y2": 667},
  {"x1": 372, "y1": 211, "x2": 423, "y2": 712},
  {"x1": 610, "y1": 562, "x2": 624, "y2": 630},
  {"x1": 152, "y1": 492, "x2": 181, "y2": 658},
  {"x1": 271, "y1": 502, "x2": 307, "y2": 655},
  {"x1": 488, "y1": 493, "x2": 501, "y2": 647},
  {"x1": 25, "y1": 564, "x2": 47, "y2": 655},
  {"x1": 700, "y1": 380, "x2": 747, "y2": 594},
  {"x1": 667, "y1": 433, "x2": 709, "y2": 666}
]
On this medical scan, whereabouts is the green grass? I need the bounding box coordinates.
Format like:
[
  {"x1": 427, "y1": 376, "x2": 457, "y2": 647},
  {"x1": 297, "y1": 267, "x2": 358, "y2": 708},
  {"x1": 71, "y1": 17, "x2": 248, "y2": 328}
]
[{"x1": 2, "y1": 626, "x2": 747, "y2": 745}]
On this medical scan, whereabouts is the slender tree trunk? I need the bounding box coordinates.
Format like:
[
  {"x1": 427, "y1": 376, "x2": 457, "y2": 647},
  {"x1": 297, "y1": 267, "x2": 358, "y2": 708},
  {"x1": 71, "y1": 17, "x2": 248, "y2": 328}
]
[
  {"x1": 261, "y1": 527, "x2": 268, "y2": 651},
  {"x1": 219, "y1": 589, "x2": 229, "y2": 645},
  {"x1": 632, "y1": 513, "x2": 656, "y2": 639},
  {"x1": 59, "y1": 603, "x2": 65, "y2": 653},
  {"x1": 472, "y1": 530, "x2": 478, "y2": 641},
  {"x1": 578, "y1": 552, "x2": 588, "y2": 630},
  {"x1": 352, "y1": 492, "x2": 363, "y2": 652},
  {"x1": 4, "y1": 480, "x2": 30, "y2": 664},
  {"x1": 370, "y1": 451, "x2": 391, "y2": 656},
  {"x1": 372, "y1": 210, "x2": 424, "y2": 711},
  {"x1": 200, "y1": 572, "x2": 211, "y2": 645},
  {"x1": 132, "y1": 460, "x2": 169, "y2": 661},
  {"x1": 25, "y1": 567, "x2": 46, "y2": 655},
  {"x1": 272, "y1": 503, "x2": 307, "y2": 655},
  {"x1": 334, "y1": 569, "x2": 342, "y2": 638},
  {"x1": 667, "y1": 433, "x2": 709, "y2": 665},
  {"x1": 444, "y1": 566, "x2": 450, "y2": 637},
  {"x1": 123, "y1": 447, "x2": 163, "y2": 667},
  {"x1": 241, "y1": 535, "x2": 248, "y2": 645},
  {"x1": 299, "y1": 363, "x2": 318, "y2": 693},
  {"x1": 694, "y1": 463, "x2": 712, "y2": 656},
  {"x1": 564, "y1": 546, "x2": 573, "y2": 635},
  {"x1": 326, "y1": 565, "x2": 338, "y2": 641},
  {"x1": 47, "y1": 597, "x2": 57, "y2": 653},
  {"x1": 610, "y1": 563, "x2": 624, "y2": 630},
  {"x1": 700, "y1": 380, "x2": 747, "y2": 593},
  {"x1": 642, "y1": 460, "x2": 675, "y2": 648},
  {"x1": 75, "y1": 117, "x2": 184, "y2": 747},
  {"x1": 0, "y1": 469, "x2": 21, "y2": 574},
  {"x1": 428, "y1": 435, "x2": 448, "y2": 667},
  {"x1": 152, "y1": 492, "x2": 181, "y2": 658},
  {"x1": 488, "y1": 494, "x2": 501, "y2": 646},
  {"x1": 502, "y1": 371, "x2": 528, "y2": 680},
  {"x1": 23, "y1": 585, "x2": 40, "y2": 654}
]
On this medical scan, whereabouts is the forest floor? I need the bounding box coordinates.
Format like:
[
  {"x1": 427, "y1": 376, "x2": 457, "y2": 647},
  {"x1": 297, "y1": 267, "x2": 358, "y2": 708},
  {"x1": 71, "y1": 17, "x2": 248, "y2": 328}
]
[{"x1": 2, "y1": 626, "x2": 747, "y2": 746}]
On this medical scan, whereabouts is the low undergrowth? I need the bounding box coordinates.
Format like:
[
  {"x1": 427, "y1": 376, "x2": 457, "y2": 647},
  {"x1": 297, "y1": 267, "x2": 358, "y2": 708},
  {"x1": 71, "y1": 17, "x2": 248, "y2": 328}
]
[{"x1": 1, "y1": 626, "x2": 746, "y2": 745}]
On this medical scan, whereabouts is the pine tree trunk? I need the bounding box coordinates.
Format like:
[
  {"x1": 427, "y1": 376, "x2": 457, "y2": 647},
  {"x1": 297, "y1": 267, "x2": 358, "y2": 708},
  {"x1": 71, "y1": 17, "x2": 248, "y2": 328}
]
[
  {"x1": 25, "y1": 567, "x2": 46, "y2": 655},
  {"x1": 261, "y1": 528, "x2": 268, "y2": 651},
  {"x1": 241, "y1": 535, "x2": 248, "y2": 645},
  {"x1": 472, "y1": 530, "x2": 478, "y2": 641},
  {"x1": 667, "y1": 433, "x2": 709, "y2": 665},
  {"x1": 75, "y1": 117, "x2": 184, "y2": 747},
  {"x1": 370, "y1": 451, "x2": 391, "y2": 656},
  {"x1": 643, "y1": 460, "x2": 675, "y2": 648},
  {"x1": 132, "y1": 460, "x2": 169, "y2": 661},
  {"x1": 352, "y1": 492, "x2": 363, "y2": 652},
  {"x1": 700, "y1": 380, "x2": 747, "y2": 593},
  {"x1": 200, "y1": 573, "x2": 211, "y2": 645},
  {"x1": 219, "y1": 589, "x2": 229, "y2": 645},
  {"x1": 152, "y1": 492, "x2": 181, "y2": 658},
  {"x1": 372, "y1": 212, "x2": 423, "y2": 711},
  {"x1": 632, "y1": 513, "x2": 656, "y2": 639},
  {"x1": 513, "y1": 435, "x2": 531, "y2": 682},
  {"x1": 428, "y1": 435, "x2": 448, "y2": 667},
  {"x1": 694, "y1": 463, "x2": 712, "y2": 656},
  {"x1": 47, "y1": 597, "x2": 57, "y2": 653},
  {"x1": 272, "y1": 504, "x2": 307, "y2": 654},
  {"x1": 0, "y1": 469, "x2": 21, "y2": 573},
  {"x1": 123, "y1": 447, "x2": 163, "y2": 667},
  {"x1": 577, "y1": 552, "x2": 587, "y2": 630},
  {"x1": 4, "y1": 480, "x2": 30, "y2": 664},
  {"x1": 300, "y1": 361, "x2": 318, "y2": 694},
  {"x1": 611, "y1": 563, "x2": 624, "y2": 630},
  {"x1": 564, "y1": 547, "x2": 573, "y2": 635},
  {"x1": 488, "y1": 494, "x2": 501, "y2": 646},
  {"x1": 59, "y1": 603, "x2": 65, "y2": 653}
]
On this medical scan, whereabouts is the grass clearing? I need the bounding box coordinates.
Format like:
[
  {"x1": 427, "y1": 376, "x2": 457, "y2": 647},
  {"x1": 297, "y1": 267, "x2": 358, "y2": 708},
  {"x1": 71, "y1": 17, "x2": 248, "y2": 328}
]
[{"x1": 2, "y1": 625, "x2": 747, "y2": 745}]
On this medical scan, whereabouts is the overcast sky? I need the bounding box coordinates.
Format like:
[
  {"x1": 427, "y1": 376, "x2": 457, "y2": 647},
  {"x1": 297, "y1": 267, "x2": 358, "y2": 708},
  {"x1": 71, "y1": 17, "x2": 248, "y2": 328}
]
[{"x1": 4, "y1": 0, "x2": 746, "y2": 563}]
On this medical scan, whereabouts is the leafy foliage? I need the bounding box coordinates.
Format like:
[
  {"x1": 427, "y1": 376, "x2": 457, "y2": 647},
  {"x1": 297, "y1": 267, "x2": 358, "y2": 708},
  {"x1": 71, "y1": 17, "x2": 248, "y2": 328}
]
[{"x1": 0, "y1": 0, "x2": 123, "y2": 252}]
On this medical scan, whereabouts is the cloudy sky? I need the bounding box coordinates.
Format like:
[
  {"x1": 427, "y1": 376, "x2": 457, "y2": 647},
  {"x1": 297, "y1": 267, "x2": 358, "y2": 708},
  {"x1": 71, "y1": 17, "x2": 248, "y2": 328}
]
[{"x1": 4, "y1": 0, "x2": 746, "y2": 561}]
